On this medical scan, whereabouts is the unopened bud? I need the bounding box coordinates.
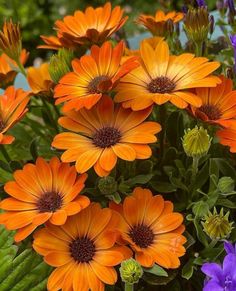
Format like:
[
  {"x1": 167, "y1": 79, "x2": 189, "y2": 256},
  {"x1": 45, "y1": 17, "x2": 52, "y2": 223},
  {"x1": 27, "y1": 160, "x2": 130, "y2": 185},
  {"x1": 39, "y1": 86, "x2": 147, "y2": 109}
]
[
  {"x1": 120, "y1": 258, "x2": 143, "y2": 284},
  {"x1": 98, "y1": 176, "x2": 118, "y2": 195}
]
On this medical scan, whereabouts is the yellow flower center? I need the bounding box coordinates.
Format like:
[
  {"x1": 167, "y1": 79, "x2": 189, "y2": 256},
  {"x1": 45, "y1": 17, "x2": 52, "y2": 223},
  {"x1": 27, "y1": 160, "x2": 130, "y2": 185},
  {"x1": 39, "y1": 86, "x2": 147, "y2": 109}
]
[
  {"x1": 37, "y1": 191, "x2": 62, "y2": 213},
  {"x1": 129, "y1": 224, "x2": 154, "y2": 248},
  {"x1": 70, "y1": 237, "x2": 95, "y2": 263},
  {"x1": 148, "y1": 76, "x2": 176, "y2": 94},
  {"x1": 93, "y1": 126, "x2": 121, "y2": 148}
]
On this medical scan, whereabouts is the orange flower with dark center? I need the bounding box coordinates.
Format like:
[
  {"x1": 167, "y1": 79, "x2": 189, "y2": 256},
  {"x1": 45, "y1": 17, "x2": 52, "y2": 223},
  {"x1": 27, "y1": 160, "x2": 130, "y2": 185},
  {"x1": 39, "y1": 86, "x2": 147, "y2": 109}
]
[
  {"x1": 54, "y1": 41, "x2": 138, "y2": 111},
  {"x1": 39, "y1": 2, "x2": 127, "y2": 50},
  {"x1": 0, "y1": 86, "x2": 30, "y2": 144},
  {"x1": 52, "y1": 96, "x2": 161, "y2": 177},
  {"x1": 27, "y1": 63, "x2": 54, "y2": 96},
  {"x1": 137, "y1": 10, "x2": 184, "y2": 36},
  {"x1": 0, "y1": 20, "x2": 22, "y2": 61},
  {"x1": 110, "y1": 187, "x2": 186, "y2": 268},
  {"x1": 115, "y1": 40, "x2": 221, "y2": 110},
  {"x1": 0, "y1": 157, "x2": 89, "y2": 242},
  {"x1": 217, "y1": 128, "x2": 236, "y2": 153},
  {"x1": 0, "y1": 49, "x2": 29, "y2": 88},
  {"x1": 33, "y1": 203, "x2": 131, "y2": 291},
  {"x1": 190, "y1": 75, "x2": 236, "y2": 128}
]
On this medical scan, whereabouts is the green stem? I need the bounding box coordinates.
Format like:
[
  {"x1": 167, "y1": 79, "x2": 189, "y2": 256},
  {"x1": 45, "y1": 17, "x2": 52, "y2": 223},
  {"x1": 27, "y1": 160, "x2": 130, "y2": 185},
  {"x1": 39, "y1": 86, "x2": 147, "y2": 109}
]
[
  {"x1": 194, "y1": 41, "x2": 202, "y2": 57},
  {"x1": 191, "y1": 156, "x2": 199, "y2": 184},
  {"x1": 125, "y1": 283, "x2": 134, "y2": 291},
  {"x1": 159, "y1": 104, "x2": 167, "y2": 159},
  {"x1": 15, "y1": 58, "x2": 27, "y2": 77},
  {"x1": 0, "y1": 145, "x2": 11, "y2": 163}
]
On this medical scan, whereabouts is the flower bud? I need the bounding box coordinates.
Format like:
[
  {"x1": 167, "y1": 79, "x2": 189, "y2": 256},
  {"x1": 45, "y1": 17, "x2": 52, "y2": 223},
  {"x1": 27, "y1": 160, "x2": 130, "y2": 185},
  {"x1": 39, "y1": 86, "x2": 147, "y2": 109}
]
[
  {"x1": 218, "y1": 177, "x2": 235, "y2": 194},
  {"x1": 202, "y1": 208, "x2": 233, "y2": 240},
  {"x1": 49, "y1": 48, "x2": 74, "y2": 83},
  {"x1": 182, "y1": 126, "x2": 211, "y2": 158},
  {"x1": 184, "y1": 7, "x2": 210, "y2": 44},
  {"x1": 0, "y1": 20, "x2": 22, "y2": 62},
  {"x1": 120, "y1": 258, "x2": 143, "y2": 284},
  {"x1": 98, "y1": 176, "x2": 118, "y2": 195}
]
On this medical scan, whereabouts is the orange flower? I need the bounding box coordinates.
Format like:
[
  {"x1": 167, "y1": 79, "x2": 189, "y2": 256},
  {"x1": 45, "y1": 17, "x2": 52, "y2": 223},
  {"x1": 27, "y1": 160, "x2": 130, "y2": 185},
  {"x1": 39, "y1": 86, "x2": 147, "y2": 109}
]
[
  {"x1": 0, "y1": 20, "x2": 22, "y2": 61},
  {"x1": 115, "y1": 40, "x2": 221, "y2": 110},
  {"x1": 52, "y1": 96, "x2": 161, "y2": 177},
  {"x1": 110, "y1": 187, "x2": 186, "y2": 269},
  {"x1": 216, "y1": 128, "x2": 236, "y2": 153},
  {"x1": 0, "y1": 157, "x2": 89, "y2": 242},
  {"x1": 33, "y1": 203, "x2": 131, "y2": 291},
  {"x1": 27, "y1": 63, "x2": 54, "y2": 96},
  {"x1": 0, "y1": 86, "x2": 30, "y2": 144},
  {"x1": 190, "y1": 75, "x2": 236, "y2": 128},
  {"x1": 54, "y1": 41, "x2": 138, "y2": 111},
  {"x1": 40, "y1": 2, "x2": 127, "y2": 50},
  {"x1": 137, "y1": 10, "x2": 184, "y2": 36}
]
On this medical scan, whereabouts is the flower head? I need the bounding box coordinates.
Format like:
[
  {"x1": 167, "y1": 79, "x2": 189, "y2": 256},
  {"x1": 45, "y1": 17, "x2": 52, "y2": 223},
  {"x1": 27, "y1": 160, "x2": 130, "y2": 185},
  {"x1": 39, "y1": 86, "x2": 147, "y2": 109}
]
[
  {"x1": 0, "y1": 157, "x2": 89, "y2": 242},
  {"x1": 33, "y1": 203, "x2": 131, "y2": 291},
  {"x1": 0, "y1": 20, "x2": 22, "y2": 61},
  {"x1": 182, "y1": 126, "x2": 211, "y2": 158},
  {"x1": 120, "y1": 258, "x2": 143, "y2": 284},
  {"x1": 40, "y1": 2, "x2": 127, "y2": 50},
  {"x1": 0, "y1": 50, "x2": 28, "y2": 88},
  {"x1": 98, "y1": 176, "x2": 118, "y2": 195},
  {"x1": 201, "y1": 253, "x2": 236, "y2": 291},
  {"x1": 224, "y1": 241, "x2": 236, "y2": 255},
  {"x1": 191, "y1": 75, "x2": 236, "y2": 128},
  {"x1": 216, "y1": 128, "x2": 236, "y2": 153},
  {"x1": 202, "y1": 208, "x2": 233, "y2": 240},
  {"x1": 0, "y1": 86, "x2": 30, "y2": 144},
  {"x1": 115, "y1": 40, "x2": 220, "y2": 110},
  {"x1": 27, "y1": 63, "x2": 54, "y2": 97},
  {"x1": 54, "y1": 41, "x2": 138, "y2": 111},
  {"x1": 137, "y1": 10, "x2": 184, "y2": 36},
  {"x1": 110, "y1": 187, "x2": 186, "y2": 268},
  {"x1": 52, "y1": 96, "x2": 161, "y2": 177}
]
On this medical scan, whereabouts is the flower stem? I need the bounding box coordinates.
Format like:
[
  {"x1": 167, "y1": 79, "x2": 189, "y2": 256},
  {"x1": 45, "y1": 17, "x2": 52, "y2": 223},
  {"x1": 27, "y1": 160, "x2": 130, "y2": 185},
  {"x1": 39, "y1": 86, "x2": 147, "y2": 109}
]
[
  {"x1": 15, "y1": 58, "x2": 27, "y2": 77},
  {"x1": 159, "y1": 104, "x2": 167, "y2": 159},
  {"x1": 191, "y1": 156, "x2": 199, "y2": 184},
  {"x1": 0, "y1": 145, "x2": 11, "y2": 163},
  {"x1": 125, "y1": 283, "x2": 134, "y2": 291}
]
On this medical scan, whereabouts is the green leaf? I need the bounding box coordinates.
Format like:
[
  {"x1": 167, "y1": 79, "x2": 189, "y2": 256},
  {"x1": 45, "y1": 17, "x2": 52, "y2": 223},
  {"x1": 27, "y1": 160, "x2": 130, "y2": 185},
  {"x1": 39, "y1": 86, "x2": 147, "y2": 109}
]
[
  {"x1": 0, "y1": 225, "x2": 15, "y2": 248},
  {"x1": 30, "y1": 137, "x2": 39, "y2": 161},
  {"x1": 125, "y1": 174, "x2": 153, "y2": 187},
  {"x1": 143, "y1": 264, "x2": 168, "y2": 277},
  {"x1": 216, "y1": 198, "x2": 236, "y2": 208},
  {"x1": 182, "y1": 259, "x2": 195, "y2": 279},
  {"x1": 192, "y1": 201, "x2": 209, "y2": 218},
  {"x1": 150, "y1": 181, "x2": 177, "y2": 193}
]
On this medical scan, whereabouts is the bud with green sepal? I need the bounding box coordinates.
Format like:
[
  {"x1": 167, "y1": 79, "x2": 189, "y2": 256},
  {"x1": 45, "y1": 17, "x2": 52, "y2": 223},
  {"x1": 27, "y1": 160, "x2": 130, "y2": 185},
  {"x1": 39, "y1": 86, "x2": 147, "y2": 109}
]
[
  {"x1": 202, "y1": 207, "x2": 233, "y2": 240},
  {"x1": 120, "y1": 258, "x2": 143, "y2": 291},
  {"x1": 218, "y1": 177, "x2": 235, "y2": 195}
]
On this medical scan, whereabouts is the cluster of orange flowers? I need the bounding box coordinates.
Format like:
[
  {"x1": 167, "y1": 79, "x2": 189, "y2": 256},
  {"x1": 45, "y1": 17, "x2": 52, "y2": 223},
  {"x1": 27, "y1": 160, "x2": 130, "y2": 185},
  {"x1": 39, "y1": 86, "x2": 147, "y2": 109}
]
[{"x1": 0, "y1": 2, "x2": 236, "y2": 291}]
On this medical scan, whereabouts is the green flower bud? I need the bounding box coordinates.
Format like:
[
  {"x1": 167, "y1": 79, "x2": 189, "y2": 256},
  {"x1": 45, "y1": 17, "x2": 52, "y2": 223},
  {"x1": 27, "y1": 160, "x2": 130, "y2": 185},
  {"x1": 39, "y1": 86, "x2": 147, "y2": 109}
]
[
  {"x1": 49, "y1": 48, "x2": 74, "y2": 83},
  {"x1": 184, "y1": 7, "x2": 210, "y2": 44},
  {"x1": 202, "y1": 208, "x2": 233, "y2": 240},
  {"x1": 218, "y1": 177, "x2": 235, "y2": 194},
  {"x1": 120, "y1": 258, "x2": 143, "y2": 284},
  {"x1": 182, "y1": 126, "x2": 211, "y2": 158},
  {"x1": 98, "y1": 176, "x2": 117, "y2": 195}
]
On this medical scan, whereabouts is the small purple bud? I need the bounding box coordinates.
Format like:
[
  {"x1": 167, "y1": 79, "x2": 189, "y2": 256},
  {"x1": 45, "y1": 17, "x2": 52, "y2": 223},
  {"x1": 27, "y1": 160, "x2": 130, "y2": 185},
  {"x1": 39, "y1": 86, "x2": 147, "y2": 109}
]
[
  {"x1": 230, "y1": 34, "x2": 236, "y2": 72},
  {"x1": 182, "y1": 5, "x2": 188, "y2": 14},
  {"x1": 196, "y1": 0, "x2": 206, "y2": 7},
  {"x1": 209, "y1": 15, "x2": 215, "y2": 34}
]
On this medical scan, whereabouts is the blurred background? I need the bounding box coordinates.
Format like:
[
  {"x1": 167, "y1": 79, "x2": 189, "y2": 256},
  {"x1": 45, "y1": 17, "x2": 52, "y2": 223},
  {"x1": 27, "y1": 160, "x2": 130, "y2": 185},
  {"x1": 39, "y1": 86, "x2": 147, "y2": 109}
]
[{"x1": 0, "y1": 0, "x2": 216, "y2": 64}]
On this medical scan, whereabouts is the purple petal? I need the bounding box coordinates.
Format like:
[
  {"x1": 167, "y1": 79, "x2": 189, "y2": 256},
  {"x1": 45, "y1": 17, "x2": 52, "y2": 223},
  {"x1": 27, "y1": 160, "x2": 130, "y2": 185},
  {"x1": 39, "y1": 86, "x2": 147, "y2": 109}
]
[
  {"x1": 223, "y1": 254, "x2": 236, "y2": 277},
  {"x1": 224, "y1": 241, "x2": 235, "y2": 255},
  {"x1": 201, "y1": 263, "x2": 223, "y2": 281},
  {"x1": 203, "y1": 279, "x2": 224, "y2": 291}
]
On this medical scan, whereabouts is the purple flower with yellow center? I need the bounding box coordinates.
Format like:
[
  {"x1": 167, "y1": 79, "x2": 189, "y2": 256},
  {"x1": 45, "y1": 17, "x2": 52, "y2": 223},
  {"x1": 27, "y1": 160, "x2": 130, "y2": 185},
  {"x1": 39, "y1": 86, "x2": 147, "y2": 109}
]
[
  {"x1": 201, "y1": 242, "x2": 236, "y2": 291},
  {"x1": 230, "y1": 34, "x2": 236, "y2": 72}
]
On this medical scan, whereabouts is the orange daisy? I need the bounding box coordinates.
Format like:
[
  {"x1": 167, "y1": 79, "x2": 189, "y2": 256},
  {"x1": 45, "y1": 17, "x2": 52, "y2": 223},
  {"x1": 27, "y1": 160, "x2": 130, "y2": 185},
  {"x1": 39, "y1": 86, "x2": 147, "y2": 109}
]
[
  {"x1": 0, "y1": 50, "x2": 29, "y2": 88},
  {"x1": 114, "y1": 40, "x2": 221, "y2": 110},
  {"x1": 39, "y1": 2, "x2": 127, "y2": 50},
  {"x1": 216, "y1": 128, "x2": 236, "y2": 153},
  {"x1": 52, "y1": 96, "x2": 161, "y2": 177},
  {"x1": 33, "y1": 203, "x2": 131, "y2": 291},
  {"x1": 190, "y1": 75, "x2": 236, "y2": 128},
  {"x1": 137, "y1": 10, "x2": 184, "y2": 36},
  {"x1": 54, "y1": 41, "x2": 138, "y2": 111},
  {"x1": 110, "y1": 187, "x2": 186, "y2": 269},
  {"x1": 0, "y1": 86, "x2": 30, "y2": 144},
  {"x1": 0, "y1": 157, "x2": 89, "y2": 242},
  {"x1": 27, "y1": 63, "x2": 54, "y2": 96}
]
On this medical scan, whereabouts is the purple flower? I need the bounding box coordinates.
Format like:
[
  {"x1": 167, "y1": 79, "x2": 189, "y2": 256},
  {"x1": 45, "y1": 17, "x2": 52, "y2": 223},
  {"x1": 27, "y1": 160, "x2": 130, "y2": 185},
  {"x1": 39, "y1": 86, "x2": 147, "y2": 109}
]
[
  {"x1": 230, "y1": 34, "x2": 236, "y2": 72},
  {"x1": 201, "y1": 254, "x2": 236, "y2": 291},
  {"x1": 227, "y1": 0, "x2": 236, "y2": 14},
  {"x1": 197, "y1": 0, "x2": 207, "y2": 7},
  {"x1": 224, "y1": 241, "x2": 236, "y2": 255}
]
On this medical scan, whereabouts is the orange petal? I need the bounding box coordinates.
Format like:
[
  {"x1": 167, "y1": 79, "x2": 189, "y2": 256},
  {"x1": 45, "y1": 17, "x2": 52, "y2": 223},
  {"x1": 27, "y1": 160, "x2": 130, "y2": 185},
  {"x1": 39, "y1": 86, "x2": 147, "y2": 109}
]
[
  {"x1": 50, "y1": 210, "x2": 67, "y2": 225},
  {"x1": 45, "y1": 251, "x2": 72, "y2": 267},
  {"x1": 89, "y1": 261, "x2": 117, "y2": 285}
]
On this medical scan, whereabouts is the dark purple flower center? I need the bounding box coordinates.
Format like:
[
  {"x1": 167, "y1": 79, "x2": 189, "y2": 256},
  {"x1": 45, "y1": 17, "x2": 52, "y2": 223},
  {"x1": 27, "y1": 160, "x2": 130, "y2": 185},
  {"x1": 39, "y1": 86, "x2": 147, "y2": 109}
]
[
  {"x1": 199, "y1": 104, "x2": 221, "y2": 120},
  {"x1": 88, "y1": 75, "x2": 110, "y2": 94},
  {"x1": 93, "y1": 126, "x2": 121, "y2": 148},
  {"x1": 129, "y1": 224, "x2": 154, "y2": 248},
  {"x1": 147, "y1": 76, "x2": 176, "y2": 94},
  {"x1": 37, "y1": 191, "x2": 62, "y2": 212},
  {"x1": 70, "y1": 237, "x2": 95, "y2": 263}
]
